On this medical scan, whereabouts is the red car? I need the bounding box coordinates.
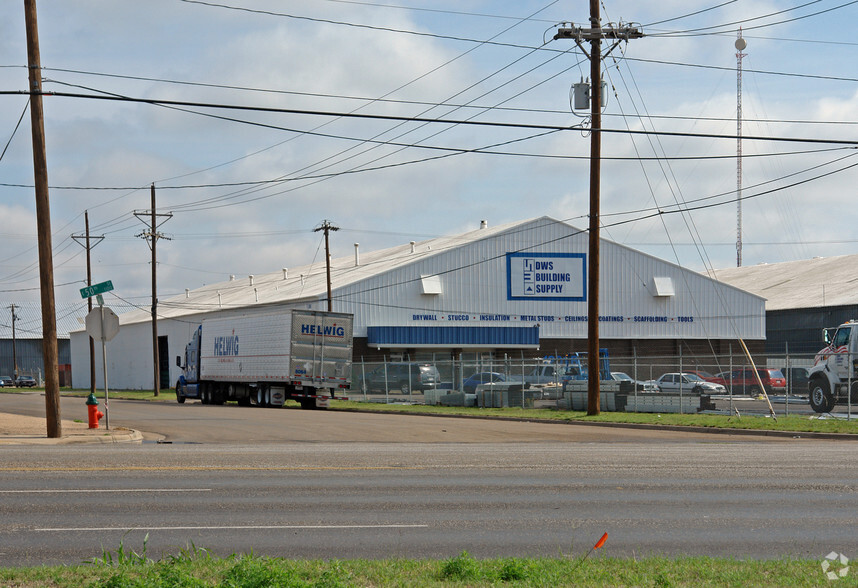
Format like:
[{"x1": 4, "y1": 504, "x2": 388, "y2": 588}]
[
  {"x1": 683, "y1": 370, "x2": 719, "y2": 383},
  {"x1": 712, "y1": 369, "x2": 786, "y2": 395}
]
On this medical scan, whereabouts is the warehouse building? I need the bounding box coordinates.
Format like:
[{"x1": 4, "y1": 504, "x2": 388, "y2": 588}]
[
  {"x1": 710, "y1": 254, "x2": 858, "y2": 356},
  {"x1": 70, "y1": 217, "x2": 766, "y2": 390}
]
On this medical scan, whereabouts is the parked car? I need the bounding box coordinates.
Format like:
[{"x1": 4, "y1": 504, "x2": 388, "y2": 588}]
[
  {"x1": 463, "y1": 372, "x2": 507, "y2": 394},
  {"x1": 14, "y1": 375, "x2": 37, "y2": 388},
  {"x1": 610, "y1": 372, "x2": 634, "y2": 383},
  {"x1": 0, "y1": 375, "x2": 14, "y2": 387},
  {"x1": 612, "y1": 372, "x2": 659, "y2": 392},
  {"x1": 462, "y1": 372, "x2": 528, "y2": 394},
  {"x1": 712, "y1": 368, "x2": 786, "y2": 395},
  {"x1": 356, "y1": 362, "x2": 441, "y2": 394},
  {"x1": 682, "y1": 369, "x2": 719, "y2": 382},
  {"x1": 655, "y1": 373, "x2": 726, "y2": 394}
]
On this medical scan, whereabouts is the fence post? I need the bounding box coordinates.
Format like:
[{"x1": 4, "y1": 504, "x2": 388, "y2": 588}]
[
  {"x1": 784, "y1": 343, "x2": 790, "y2": 417},
  {"x1": 361, "y1": 356, "x2": 367, "y2": 401},
  {"x1": 846, "y1": 351, "x2": 855, "y2": 421},
  {"x1": 679, "y1": 345, "x2": 683, "y2": 415},
  {"x1": 633, "y1": 345, "x2": 638, "y2": 413},
  {"x1": 729, "y1": 344, "x2": 734, "y2": 415}
]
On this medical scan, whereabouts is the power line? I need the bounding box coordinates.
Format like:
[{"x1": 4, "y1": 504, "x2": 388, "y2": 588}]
[{"x1": 9, "y1": 90, "x2": 858, "y2": 147}]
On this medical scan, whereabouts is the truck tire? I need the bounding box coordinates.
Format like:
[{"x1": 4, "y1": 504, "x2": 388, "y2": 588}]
[
  {"x1": 809, "y1": 379, "x2": 834, "y2": 413},
  {"x1": 175, "y1": 382, "x2": 185, "y2": 404}
]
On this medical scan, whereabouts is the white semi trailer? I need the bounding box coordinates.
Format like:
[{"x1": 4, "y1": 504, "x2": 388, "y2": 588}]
[{"x1": 176, "y1": 309, "x2": 353, "y2": 409}]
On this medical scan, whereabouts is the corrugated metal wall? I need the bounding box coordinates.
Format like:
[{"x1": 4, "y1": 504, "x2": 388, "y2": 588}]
[{"x1": 333, "y1": 218, "x2": 764, "y2": 342}]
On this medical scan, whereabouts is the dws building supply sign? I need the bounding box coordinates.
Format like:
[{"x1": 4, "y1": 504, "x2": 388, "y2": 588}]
[{"x1": 506, "y1": 252, "x2": 586, "y2": 301}]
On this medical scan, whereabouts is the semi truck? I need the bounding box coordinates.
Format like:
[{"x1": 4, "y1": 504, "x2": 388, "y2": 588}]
[
  {"x1": 808, "y1": 320, "x2": 858, "y2": 413},
  {"x1": 175, "y1": 309, "x2": 353, "y2": 409}
]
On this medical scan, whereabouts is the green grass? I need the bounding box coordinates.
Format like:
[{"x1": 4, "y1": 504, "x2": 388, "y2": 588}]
[
  {"x1": 332, "y1": 400, "x2": 858, "y2": 435},
  {"x1": 0, "y1": 549, "x2": 844, "y2": 587}
]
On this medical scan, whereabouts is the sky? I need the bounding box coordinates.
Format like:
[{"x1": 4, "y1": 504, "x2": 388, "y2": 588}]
[{"x1": 2, "y1": 0, "x2": 858, "y2": 337}]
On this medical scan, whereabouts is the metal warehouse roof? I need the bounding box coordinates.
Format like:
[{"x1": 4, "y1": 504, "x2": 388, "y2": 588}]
[
  {"x1": 114, "y1": 217, "x2": 541, "y2": 327},
  {"x1": 709, "y1": 254, "x2": 858, "y2": 311}
]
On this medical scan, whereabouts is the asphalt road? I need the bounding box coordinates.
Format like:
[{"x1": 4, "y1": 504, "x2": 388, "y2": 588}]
[{"x1": 1, "y1": 393, "x2": 857, "y2": 566}]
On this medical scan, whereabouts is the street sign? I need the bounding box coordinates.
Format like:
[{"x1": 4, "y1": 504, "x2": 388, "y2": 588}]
[
  {"x1": 85, "y1": 306, "x2": 120, "y2": 342},
  {"x1": 80, "y1": 280, "x2": 114, "y2": 299}
]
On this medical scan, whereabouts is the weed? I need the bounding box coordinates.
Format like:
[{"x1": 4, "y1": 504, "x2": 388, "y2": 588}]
[
  {"x1": 440, "y1": 551, "x2": 479, "y2": 582},
  {"x1": 90, "y1": 533, "x2": 151, "y2": 568}
]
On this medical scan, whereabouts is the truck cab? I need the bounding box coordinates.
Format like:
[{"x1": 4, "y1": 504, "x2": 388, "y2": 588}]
[
  {"x1": 807, "y1": 320, "x2": 858, "y2": 412},
  {"x1": 175, "y1": 325, "x2": 202, "y2": 403}
]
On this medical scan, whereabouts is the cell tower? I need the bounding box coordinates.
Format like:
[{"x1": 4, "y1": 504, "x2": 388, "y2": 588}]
[{"x1": 736, "y1": 29, "x2": 747, "y2": 267}]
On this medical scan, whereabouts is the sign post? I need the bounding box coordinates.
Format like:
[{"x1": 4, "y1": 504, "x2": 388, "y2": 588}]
[{"x1": 83, "y1": 280, "x2": 118, "y2": 429}]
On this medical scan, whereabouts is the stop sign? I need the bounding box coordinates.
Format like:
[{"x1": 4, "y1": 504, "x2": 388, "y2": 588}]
[{"x1": 85, "y1": 306, "x2": 120, "y2": 342}]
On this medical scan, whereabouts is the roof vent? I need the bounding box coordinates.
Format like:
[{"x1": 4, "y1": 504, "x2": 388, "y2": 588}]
[
  {"x1": 354, "y1": 243, "x2": 360, "y2": 266},
  {"x1": 480, "y1": 220, "x2": 488, "y2": 229},
  {"x1": 282, "y1": 268, "x2": 288, "y2": 280},
  {"x1": 185, "y1": 288, "x2": 190, "y2": 298},
  {"x1": 229, "y1": 275, "x2": 235, "y2": 281},
  {"x1": 254, "y1": 287, "x2": 258, "y2": 302},
  {"x1": 410, "y1": 241, "x2": 416, "y2": 253},
  {"x1": 249, "y1": 275, "x2": 254, "y2": 286},
  {"x1": 217, "y1": 291, "x2": 222, "y2": 308}
]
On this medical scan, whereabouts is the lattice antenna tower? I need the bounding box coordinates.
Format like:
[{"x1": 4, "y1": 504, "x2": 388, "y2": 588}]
[{"x1": 736, "y1": 30, "x2": 747, "y2": 267}]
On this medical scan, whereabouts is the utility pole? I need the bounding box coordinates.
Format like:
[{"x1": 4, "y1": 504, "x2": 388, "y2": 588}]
[
  {"x1": 313, "y1": 220, "x2": 339, "y2": 312},
  {"x1": 134, "y1": 184, "x2": 171, "y2": 396},
  {"x1": 71, "y1": 211, "x2": 105, "y2": 395},
  {"x1": 24, "y1": 0, "x2": 61, "y2": 437},
  {"x1": 554, "y1": 7, "x2": 642, "y2": 416},
  {"x1": 9, "y1": 305, "x2": 18, "y2": 379}
]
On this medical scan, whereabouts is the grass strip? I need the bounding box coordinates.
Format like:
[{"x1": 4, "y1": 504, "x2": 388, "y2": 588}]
[
  {"x1": 22, "y1": 389, "x2": 858, "y2": 435},
  {"x1": 0, "y1": 549, "x2": 838, "y2": 587}
]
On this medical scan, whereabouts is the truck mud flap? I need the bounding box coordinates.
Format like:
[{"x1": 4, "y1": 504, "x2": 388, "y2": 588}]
[{"x1": 270, "y1": 386, "x2": 285, "y2": 407}]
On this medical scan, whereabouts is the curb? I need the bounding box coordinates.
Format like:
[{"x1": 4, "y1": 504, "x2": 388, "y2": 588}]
[{"x1": 0, "y1": 428, "x2": 143, "y2": 445}]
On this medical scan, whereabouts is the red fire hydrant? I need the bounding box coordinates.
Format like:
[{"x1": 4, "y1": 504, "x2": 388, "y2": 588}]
[{"x1": 86, "y1": 392, "x2": 104, "y2": 429}]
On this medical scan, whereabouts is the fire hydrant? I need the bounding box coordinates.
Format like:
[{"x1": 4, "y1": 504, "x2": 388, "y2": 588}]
[{"x1": 86, "y1": 392, "x2": 104, "y2": 429}]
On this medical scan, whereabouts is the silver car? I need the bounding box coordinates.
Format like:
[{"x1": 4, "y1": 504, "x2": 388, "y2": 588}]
[{"x1": 656, "y1": 372, "x2": 726, "y2": 394}]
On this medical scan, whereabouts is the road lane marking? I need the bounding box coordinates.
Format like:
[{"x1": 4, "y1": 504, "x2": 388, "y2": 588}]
[
  {"x1": 0, "y1": 489, "x2": 211, "y2": 493},
  {"x1": 35, "y1": 524, "x2": 428, "y2": 532},
  {"x1": 0, "y1": 466, "x2": 423, "y2": 472}
]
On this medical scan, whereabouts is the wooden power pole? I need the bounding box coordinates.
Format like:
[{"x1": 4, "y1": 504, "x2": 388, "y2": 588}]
[
  {"x1": 554, "y1": 6, "x2": 642, "y2": 416},
  {"x1": 24, "y1": 0, "x2": 61, "y2": 437},
  {"x1": 72, "y1": 211, "x2": 104, "y2": 395},
  {"x1": 134, "y1": 184, "x2": 171, "y2": 396},
  {"x1": 314, "y1": 220, "x2": 339, "y2": 312}
]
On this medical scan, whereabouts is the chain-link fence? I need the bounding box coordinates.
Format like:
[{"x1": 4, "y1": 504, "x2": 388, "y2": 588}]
[{"x1": 348, "y1": 353, "x2": 857, "y2": 419}]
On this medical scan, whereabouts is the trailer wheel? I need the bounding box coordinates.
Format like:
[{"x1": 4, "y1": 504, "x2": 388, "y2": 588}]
[
  {"x1": 809, "y1": 379, "x2": 834, "y2": 413},
  {"x1": 300, "y1": 398, "x2": 314, "y2": 410},
  {"x1": 256, "y1": 387, "x2": 267, "y2": 407},
  {"x1": 200, "y1": 387, "x2": 209, "y2": 405}
]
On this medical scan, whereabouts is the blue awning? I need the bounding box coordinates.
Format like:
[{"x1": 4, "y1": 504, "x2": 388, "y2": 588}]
[{"x1": 366, "y1": 326, "x2": 540, "y2": 349}]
